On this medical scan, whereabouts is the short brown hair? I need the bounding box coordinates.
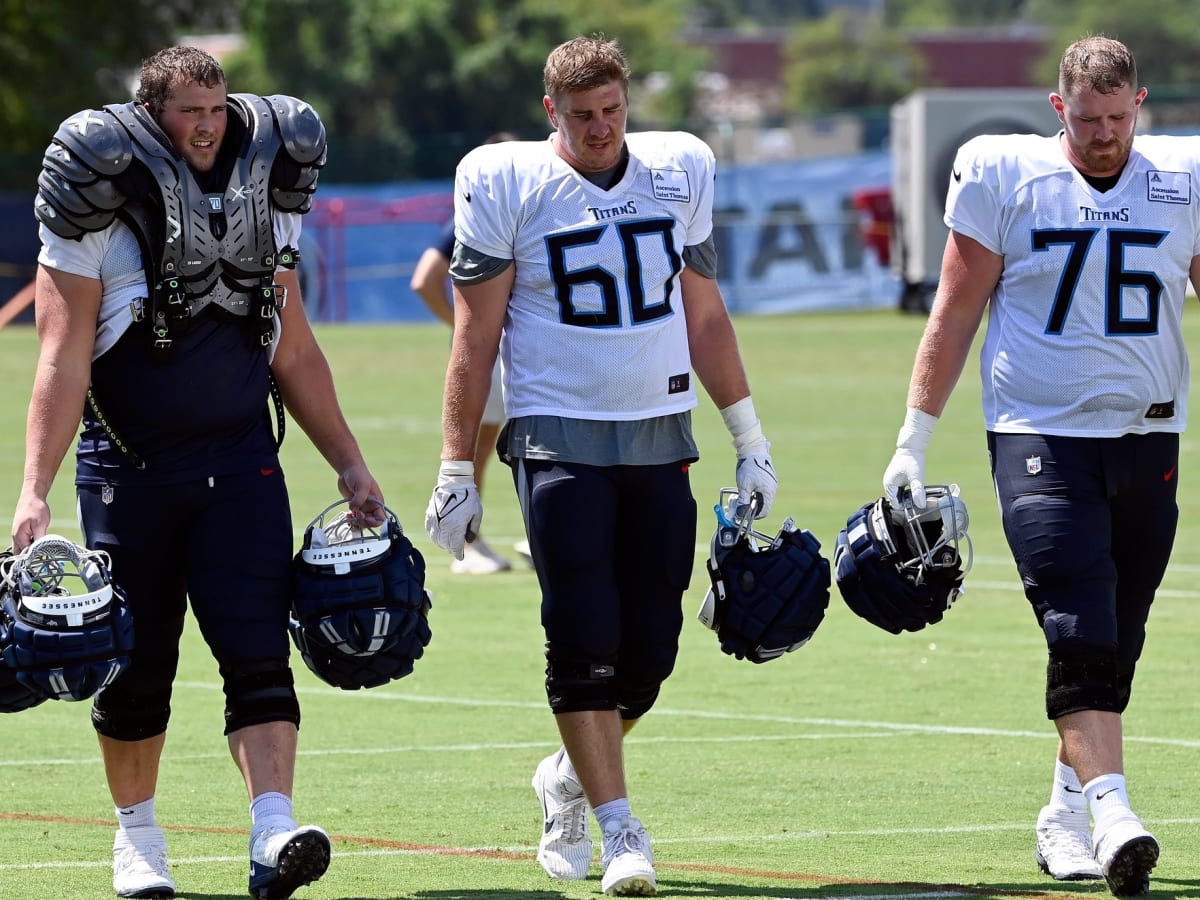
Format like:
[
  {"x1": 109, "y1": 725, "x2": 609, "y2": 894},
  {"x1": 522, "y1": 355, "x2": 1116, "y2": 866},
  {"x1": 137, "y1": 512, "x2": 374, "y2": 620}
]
[
  {"x1": 1059, "y1": 36, "x2": 1137, "y2": 97},
  {"x1": 543, "y1": 35, "x2": 630, "y2": 101},
  {"x1": 135, "y1": 46, "x2": 226, "y2": 116}
]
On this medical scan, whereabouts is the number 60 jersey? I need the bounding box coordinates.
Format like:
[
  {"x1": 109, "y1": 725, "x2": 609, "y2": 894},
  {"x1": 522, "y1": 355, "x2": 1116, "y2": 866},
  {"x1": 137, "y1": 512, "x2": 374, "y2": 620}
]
[
  {"x1": 453, "y1": 133, "x2": 716, "y2": 422},
  {"x1": 947, "y1": 132, "x2": 1200, "y2": 438}
]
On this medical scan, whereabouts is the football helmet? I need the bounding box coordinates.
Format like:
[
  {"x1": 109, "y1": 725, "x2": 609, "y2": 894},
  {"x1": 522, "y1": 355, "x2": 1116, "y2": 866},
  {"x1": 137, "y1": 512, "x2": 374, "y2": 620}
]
[
  {"x1": 834, "y1": 484, "x2": 973, "y2": 634},
  {"x1": 697, "y1": 488, "x2": 831, "y2": 663},
  {"x1": 0, "y1": 536, "x2": 134, "y2": 707},
  {"x1": 289, "y1": 499, "x2": 432, "y2": 690}
]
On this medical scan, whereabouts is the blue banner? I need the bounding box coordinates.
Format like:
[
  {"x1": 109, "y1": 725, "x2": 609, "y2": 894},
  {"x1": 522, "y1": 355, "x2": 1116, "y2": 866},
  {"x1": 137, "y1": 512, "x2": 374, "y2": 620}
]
[{"x1": 307, "y1": 153, "x2": 900, "y2": 322}]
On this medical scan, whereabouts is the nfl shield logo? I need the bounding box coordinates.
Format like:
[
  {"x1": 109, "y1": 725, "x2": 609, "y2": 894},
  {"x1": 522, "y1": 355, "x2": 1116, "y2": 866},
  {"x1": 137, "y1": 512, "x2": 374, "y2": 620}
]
[{"x1": 1025, "y1": 455, "x2": 1042, "y2": 476}]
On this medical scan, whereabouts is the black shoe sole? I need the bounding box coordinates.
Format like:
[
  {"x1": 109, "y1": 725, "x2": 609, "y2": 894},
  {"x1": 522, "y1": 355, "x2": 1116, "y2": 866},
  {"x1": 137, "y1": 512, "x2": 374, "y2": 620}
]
[
  {"x1": 249, "y1": 831, "x2": 332, "y2": 900},
  {"x1": 1104, "y1": 835, "x2": 1159, "y2": 897}
]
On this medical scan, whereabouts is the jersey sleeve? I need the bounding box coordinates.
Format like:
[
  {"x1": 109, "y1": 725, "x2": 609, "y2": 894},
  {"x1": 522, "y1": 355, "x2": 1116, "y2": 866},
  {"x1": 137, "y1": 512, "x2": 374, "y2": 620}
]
[
  {"x1": 274, "y1": 211, "x2": 301, "y2": 270},
  {"x1": 684, "y1": 134, "x2": 717, "y2": 247},
  {"x1": 453, "y1": 144, "x2": 516, "y2": 260},
  {"x1": 37, "y1": 221, "x2": 107, "y2": 278},
  {"x1": 944, "y1": 136, "x2": 1002, "y2": 255}
]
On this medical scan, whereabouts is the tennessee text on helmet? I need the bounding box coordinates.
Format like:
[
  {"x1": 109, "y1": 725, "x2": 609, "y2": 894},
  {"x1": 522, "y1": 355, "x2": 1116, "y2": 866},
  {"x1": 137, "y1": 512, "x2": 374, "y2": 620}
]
[
  {"x1": 0, "y1": 536, "x2": 134, "y2": 707},
  {"x1": 697, "y1": 488, "x2": 831, "y2": 663},
  {"x1": 290, "y1": 499, "x2": 432, "y2": 690},
  {"x1": 834, "y1": 484, "x2": 973, "y2": 635}
]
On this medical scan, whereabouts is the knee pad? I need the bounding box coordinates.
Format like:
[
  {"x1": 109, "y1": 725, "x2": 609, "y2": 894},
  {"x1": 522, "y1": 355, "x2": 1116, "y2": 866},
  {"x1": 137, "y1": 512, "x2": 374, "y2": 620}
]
[
  {"x1": 616, "y1": 683, "x2": 661, "y2": 721},
  {"x1": 614, "y1": 652, "x2": 676, "y2": 720},
  {"x1": 1045, "y1": 641, "x2": 1120, "y2": 719},
  {"x1": 221, "y1": 659, "x2": 300, "y2": 735},
  {"x1": 90, "y1": 642, "x2": 177, "y2": 741},
  {"x1": 545, "y1": 654, "x2": 617, "y2": 714},
  {"x1": 91, "y1": 683, "x2": 173, "y2": 741}
]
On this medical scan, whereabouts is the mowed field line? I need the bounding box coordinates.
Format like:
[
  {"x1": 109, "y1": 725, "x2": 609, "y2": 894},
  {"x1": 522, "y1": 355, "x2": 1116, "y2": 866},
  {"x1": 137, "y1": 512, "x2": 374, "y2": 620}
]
[{"x1": 7, "y1": 689, "x2": 1199, "y2": 770}]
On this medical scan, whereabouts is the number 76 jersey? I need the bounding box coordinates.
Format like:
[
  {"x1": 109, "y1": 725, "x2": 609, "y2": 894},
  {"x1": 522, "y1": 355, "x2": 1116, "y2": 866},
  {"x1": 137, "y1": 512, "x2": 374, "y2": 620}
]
[
  {"x1": 453, "y1": 132, "x2": 717, "y2": 421},
  {"x1": 947, "y1": 132, "x2": 1200, "y2": 437}
]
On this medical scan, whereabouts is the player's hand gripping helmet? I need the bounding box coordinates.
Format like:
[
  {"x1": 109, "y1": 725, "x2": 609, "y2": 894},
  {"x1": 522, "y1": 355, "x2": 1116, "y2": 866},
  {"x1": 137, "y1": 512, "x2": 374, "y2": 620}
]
[
  {"x1": 697, "y1": 488, "x2": 831, "y2": 663},
  {"x1": 289, "y1": 500, "x2": 432, "y2": 690},
  {"x1": 834, "y1": 484, "x2": 973, "y2": 634},
  {"x1": 0, "y1": 536, "x2": 134, "y2": 708}
]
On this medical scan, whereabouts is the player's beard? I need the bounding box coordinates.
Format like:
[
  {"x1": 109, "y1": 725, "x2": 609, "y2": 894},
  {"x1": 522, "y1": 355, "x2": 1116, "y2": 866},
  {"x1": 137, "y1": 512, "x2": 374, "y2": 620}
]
[{"x1": 1081, "y1": 137, "x2": 1132, "y2": 174}]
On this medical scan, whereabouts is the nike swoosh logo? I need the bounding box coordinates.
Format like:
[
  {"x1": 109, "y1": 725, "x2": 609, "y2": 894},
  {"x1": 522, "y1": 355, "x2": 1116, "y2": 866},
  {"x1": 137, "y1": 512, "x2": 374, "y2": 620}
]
[
  {"x1": 1164, "y1": 465, "x2": 1177, "y2": 482},
  {"x1": 463, "y1": 191, "x2": 471, "y2": 203},
  {"x1": 1063, "y1": 785, "x2": 1082, "y2": 794},
  {"x1": 1096, "y1": 788, "x2": 1119, "y2": 800},
  {"x1": 435, "y1": 492, "x2": 466, "y2": 523},
  {"x1": 953, "y1": 169, "x2": 962, "y2": 182}
]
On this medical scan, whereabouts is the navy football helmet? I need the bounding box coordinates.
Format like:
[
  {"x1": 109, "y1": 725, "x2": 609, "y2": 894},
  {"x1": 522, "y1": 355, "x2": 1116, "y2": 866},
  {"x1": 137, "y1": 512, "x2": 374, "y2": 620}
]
[
  {"x1": 698, "y1": 488, "x2": 831, "y2": 663},
  {"x1": 834, "y1": 484, "x2": 973, "y2": 634},
  {"x1": 0, "y1": 536, "x2": 134, "y2": 707},
  {"x1": 289, "y1": 500, "x2": 432, "y2": 690}
]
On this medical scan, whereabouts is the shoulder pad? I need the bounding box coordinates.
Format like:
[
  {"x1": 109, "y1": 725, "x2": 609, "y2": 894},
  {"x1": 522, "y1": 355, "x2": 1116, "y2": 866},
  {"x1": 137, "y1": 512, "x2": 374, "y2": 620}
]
[
  {"x1": 51, "y1": 108, "x2": 133, "y2": 177},
  {"x1": 262, "y1": 94, "x2": 327, "y2": 166},
  {"x1": 238, "y1": 94, "x2": 326, "y2": 213},
  {"x1": 34, "y1": 107, "x2": 133, "y2": 239}
]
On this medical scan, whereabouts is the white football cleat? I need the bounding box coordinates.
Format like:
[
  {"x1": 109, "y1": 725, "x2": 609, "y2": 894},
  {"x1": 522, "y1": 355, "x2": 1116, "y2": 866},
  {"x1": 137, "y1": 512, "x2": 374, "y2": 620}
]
[{"x1": 532, "y1": 750, "x2": 593, "y2": 879}]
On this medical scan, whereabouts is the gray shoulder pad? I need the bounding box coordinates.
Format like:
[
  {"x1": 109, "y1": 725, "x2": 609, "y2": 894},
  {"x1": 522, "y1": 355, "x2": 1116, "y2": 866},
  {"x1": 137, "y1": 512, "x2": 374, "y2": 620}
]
[
  {"x1": 34, "y1": 107, "x2": 133, "y2": 239},
  {"x1": 51, "y1": 108, "x2": 133, "y2": 176},
  {"x1": 263, "y1": 94, "x2": 327, "y2": 166}
]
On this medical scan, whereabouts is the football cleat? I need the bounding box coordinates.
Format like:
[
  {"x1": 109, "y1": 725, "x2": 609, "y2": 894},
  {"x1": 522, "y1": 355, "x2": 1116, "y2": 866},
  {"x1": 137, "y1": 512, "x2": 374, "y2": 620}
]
[
  {"x1": 248, "y1": 823, "x2": 331, "y2": 899},
  {"x1": 599, "y1": 815, "x2": 656, "y2": 896},
  {"x1": 532, "y1": 750, "x2": 593, "y2": 879},
  {"x1": 1035, "y1": 805, "x2": 1103, "y2": 880}
]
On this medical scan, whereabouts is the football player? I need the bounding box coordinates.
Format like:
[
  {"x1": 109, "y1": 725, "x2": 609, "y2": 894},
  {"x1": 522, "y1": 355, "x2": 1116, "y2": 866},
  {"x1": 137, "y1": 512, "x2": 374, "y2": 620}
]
[
  {"x1": 425, "y1": 34, "x2": 778, "y2": 896},
  {"x1": 15, "y1": 46, "x2": 384, "y2": 899},
  {"x1": 882, "y1": 35, "x2": 1198, "y2": 896}
]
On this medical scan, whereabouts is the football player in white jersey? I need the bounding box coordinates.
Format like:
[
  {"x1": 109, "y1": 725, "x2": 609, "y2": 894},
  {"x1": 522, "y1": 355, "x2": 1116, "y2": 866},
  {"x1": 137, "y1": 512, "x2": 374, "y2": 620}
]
[
  {"x1": 883, "y1": 36, "x2": 1199, "y2": 896},
  {"x1": 424, "y1": 35, "x2": 778, "y2": 896}
]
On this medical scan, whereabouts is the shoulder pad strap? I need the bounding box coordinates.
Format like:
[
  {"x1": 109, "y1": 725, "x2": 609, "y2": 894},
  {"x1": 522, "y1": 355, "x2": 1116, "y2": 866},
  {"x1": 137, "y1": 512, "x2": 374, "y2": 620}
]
[{"x1": 35, "y1": 107, "x2": 134, "y2": 238}]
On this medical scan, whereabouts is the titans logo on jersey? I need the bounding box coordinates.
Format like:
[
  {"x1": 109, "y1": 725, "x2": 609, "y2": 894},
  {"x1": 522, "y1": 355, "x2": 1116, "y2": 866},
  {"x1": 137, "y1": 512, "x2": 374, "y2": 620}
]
[
  {"x1": 453, "y1": 133, "x2": 717, "y2": 422},
  {"x1": 946, "y1": 132, "x2": 1200, "y2": 437}
]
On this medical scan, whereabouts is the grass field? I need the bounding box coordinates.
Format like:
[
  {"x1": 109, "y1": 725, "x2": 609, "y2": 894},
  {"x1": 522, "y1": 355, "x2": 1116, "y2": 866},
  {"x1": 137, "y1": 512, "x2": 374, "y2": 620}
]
[{"x1": 0, "y1": 310, "x2": 1197, "y2": 900}]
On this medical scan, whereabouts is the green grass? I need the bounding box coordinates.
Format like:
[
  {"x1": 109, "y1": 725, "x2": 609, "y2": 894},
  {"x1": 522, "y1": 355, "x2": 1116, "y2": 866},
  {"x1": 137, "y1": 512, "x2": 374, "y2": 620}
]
[{"x1": 0, "y1": 310, "x2": 1197, "y2": 899}]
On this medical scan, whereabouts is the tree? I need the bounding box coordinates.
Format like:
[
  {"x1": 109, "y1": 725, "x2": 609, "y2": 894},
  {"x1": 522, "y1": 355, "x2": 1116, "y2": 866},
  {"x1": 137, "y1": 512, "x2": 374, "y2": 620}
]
[
  {"x1": 0, "y1": 0, "x2": 240, "y2": 190},
  {"x1": 782, "y1": 10, "x2": 924, "y2": 114},
  {"x1": 226, "y1": 0, "x2": 708, "y2": 181}
]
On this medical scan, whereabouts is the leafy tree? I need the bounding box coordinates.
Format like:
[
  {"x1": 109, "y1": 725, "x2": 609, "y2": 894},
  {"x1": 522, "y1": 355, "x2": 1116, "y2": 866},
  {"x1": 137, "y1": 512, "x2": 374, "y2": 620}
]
[
  {"x1": 883, "y1": 0, "x2": 1033, "y2": 28},
  {"x1": 227, "y1": 0, "x2": 709, "y2": 181},
  {"x1": 1024, "y1": 0, "x2": 1200, "y2": 86},
  {"x1": 782, "y1": 10, "x2": 924, "y2": 114},
  {"x1": 0, "y1": 0, "x2": 240, "y2": 190}
]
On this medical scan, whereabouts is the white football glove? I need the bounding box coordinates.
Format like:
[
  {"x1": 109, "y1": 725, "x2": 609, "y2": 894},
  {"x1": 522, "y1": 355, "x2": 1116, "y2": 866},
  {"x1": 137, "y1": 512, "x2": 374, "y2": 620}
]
[
  {"x1": 720, "y1": 396, "x2": 777, "y2": 519},
  {"x1": 735, "y1": 451, "x2": 777, "y2": 520},
  {"x1": 424, "y1": 460, "x2": 482, "y2": 561},
  {"x1": 883, "y1": 407, "x2": 938, "y2": 509}
]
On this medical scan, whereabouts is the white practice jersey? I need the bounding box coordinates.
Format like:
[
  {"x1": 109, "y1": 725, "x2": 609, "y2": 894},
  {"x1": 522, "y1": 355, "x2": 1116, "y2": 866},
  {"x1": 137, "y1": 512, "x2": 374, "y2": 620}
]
[
  {"x1": 947, "y1": 132, "x2": 1200, "y2": 436},
  {"x1": 454, "y1": 132, "x2": 716, "y2": 420}
]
